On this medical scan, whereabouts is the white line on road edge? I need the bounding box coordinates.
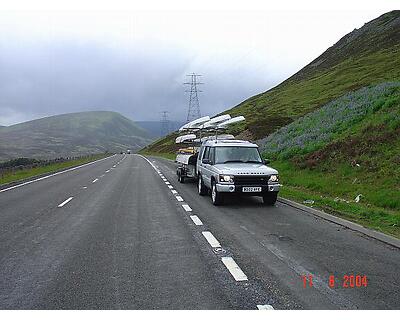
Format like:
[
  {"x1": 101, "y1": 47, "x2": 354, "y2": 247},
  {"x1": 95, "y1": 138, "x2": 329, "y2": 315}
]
[
  {"x1": 182, "y1": 204, "x2": 192, "y2": 212},
  {"x1": 257, "y1": 305, "x2": 274, "y2": 310},
  {"x1": 165, "y1": 181, "x2": 170, "y2": 185},
  {"x1": 168, "y1": 185, "x2": 173, "y2": 189},
  {"x1": 0, "y1": 154, "x2": 116, "y2": 194},
  {"x1": 221, "y1": 257, "x2": 248, "y2": 281},
  {"x1": 202, "y1": 231, "x2": 221, "y2": 248},
  {"x1": 171, "y1": 190, "x2": 178, "y2": 194},
  {"x1": 106, "y1": 170, "x2": 110, "y2": 173},
  {"x1": 176, "y1": 196, "x2": 184, "y2": 202},
  {"x1": 190, "y1": 215, "x2": 203, "y2": 226},
  {"x1": 92, "y1": 178, "x2": 98, "y2": 183},
  {"x1": 58, "y1": 197, "x2": 73, "y2": 208}
]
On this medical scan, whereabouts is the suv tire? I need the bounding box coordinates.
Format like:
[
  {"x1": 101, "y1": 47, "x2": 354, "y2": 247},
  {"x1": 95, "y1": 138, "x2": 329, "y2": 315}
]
[
  {"x1": 198, "y1": 175, "x2": 207, "y2": 196},
  {"x1": 211, "y1": 180, "x2": 224, "y2": 205},
  {"x1": 263, "y1": 192, "x2": 278, "y2": 205}
]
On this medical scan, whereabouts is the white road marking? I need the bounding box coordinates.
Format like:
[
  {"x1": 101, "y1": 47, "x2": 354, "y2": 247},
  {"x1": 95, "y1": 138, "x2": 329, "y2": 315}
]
[
  {"x1": 171, "y1": 190, "x2": 178, "y2": 194},
  {"x1": 202, "y1": 231, "x2": 221, "y2": 248},
  {"x1": 0, "y1": 154, "x2": 116, "y2": 194},
  {"x1": 168, "y1": 185, "x2": 173, "y2": 189},
  {"x1": 106, "y1": 170, "x2": 110, "y2": 173},
  {"x1": 165, "y1": 181, "x2": 170, "y2": 185},
  {"x1": 92, "y1": 178, "x2": 98, "y2": 183},
  {"x1": 113, "y1": 165, "x2": 116, "y2": 168},
  {"x1": 82, "y1": 186, "x2": 87, "y2": 189},
  {"x1": 58, "y1": 197, "x2": 73, "y2": 208},
  {"x1": 257, "y1": 305, "x2": 274, "y2": 310},
  {"x1": 221, "y1": 257, "x2": 248, "y2": 281},
  {"x1": 176, "y1": 196, "x2": 184, "y2": 202},
  {"x1": 100, "y1": 174, "x2": 105, "y2": 177},
  {"x1": 182, "y1": 204, "x2": 192, "y2": 212},
  {"x1": 190, "y1": 215, "x2": 203, "y2": 226}
]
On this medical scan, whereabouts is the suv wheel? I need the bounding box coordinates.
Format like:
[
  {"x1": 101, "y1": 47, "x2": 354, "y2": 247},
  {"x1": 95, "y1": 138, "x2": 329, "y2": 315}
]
[
  {"x1": 178, "y1": 170, "x2": 185, "y2": 183},
  {"x1": 211, "y1": 180, "x2": 224, "y2": 206},
  {"x1": 263, "y1": 192, "x2": 278, "y2": 205},
  {"x1": 198, "y1": 175, "x2": 207, "y2": 196}
]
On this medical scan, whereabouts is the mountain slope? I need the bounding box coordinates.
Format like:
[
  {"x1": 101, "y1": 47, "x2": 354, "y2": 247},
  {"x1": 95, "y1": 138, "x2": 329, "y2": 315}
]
[
  {"x1": 228, "y1": 10, "x2": 400, "y2": 139},
  {"x1": 142, "y1": 10, "x2": 400, "y2": 154},
  {"x1": 0, "y1": 111, "x2": 153, "y2": 161}
]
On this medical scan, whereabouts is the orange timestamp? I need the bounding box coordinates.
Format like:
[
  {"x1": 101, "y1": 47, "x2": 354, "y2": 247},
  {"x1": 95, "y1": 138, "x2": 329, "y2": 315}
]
[{"x1": 302, "y1": 274, "x2": 368, "y2": 288}]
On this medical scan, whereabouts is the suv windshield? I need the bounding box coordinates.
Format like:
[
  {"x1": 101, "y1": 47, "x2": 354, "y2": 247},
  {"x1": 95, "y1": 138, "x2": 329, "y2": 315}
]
[{"x1": 214, "y1": 146, "x2": 262, "y2": 164}]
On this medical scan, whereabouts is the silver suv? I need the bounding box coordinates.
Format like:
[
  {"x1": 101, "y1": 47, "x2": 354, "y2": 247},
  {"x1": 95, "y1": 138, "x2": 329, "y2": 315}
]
[{"x1": 196, "y1": 139, "x2": 280, "y2": 206}]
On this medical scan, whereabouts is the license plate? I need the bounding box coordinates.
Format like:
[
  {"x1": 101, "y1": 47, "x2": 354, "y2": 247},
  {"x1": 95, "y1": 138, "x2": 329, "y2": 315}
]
[{"x1": 242, "y1": 187, "x2": 262, "y2": 192}]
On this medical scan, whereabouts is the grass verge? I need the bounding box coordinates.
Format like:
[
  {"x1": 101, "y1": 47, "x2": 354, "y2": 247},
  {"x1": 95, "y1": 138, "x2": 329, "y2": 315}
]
[{"x1": 0, "y1": 154, "x2": 111, "y2": 186}]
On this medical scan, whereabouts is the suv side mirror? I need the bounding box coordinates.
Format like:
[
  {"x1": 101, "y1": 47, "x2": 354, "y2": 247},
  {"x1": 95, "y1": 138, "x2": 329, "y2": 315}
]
[
  {"x1": 264, "y1": 159, "x2": 270, "y2": 165},
  {"x1": 202, "y1": 158, "x2": 211, "y2": 164}
]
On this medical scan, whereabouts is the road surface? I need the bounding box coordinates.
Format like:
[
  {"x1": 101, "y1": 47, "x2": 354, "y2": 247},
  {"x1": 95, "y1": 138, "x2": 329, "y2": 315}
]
[{"x1": 0, "y1": 154, "x2": 398, "y2": 309}]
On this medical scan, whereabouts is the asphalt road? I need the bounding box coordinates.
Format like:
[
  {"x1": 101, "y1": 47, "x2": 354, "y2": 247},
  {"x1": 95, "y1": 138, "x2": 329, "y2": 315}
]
[{"x1": 0, "y1": 154, "x2": 399, "y2": 309}]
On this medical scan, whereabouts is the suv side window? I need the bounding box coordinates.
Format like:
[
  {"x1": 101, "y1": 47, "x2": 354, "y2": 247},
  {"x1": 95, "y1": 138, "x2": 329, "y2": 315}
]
[
  {"x1": 209, "y1": 147, "x2": 215, "y2": 164},
  {"x1": 203, "y1": 147, "x2": 210, "y2": 160}
]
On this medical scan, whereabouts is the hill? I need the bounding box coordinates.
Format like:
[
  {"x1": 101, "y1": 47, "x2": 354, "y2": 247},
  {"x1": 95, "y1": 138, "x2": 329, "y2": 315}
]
[
  {"x1": 142, "y1": 10, "x2": 400, "y2": 154},
  {"x1": 0, "y1": 111, "x2": 153, "y2": 161}
]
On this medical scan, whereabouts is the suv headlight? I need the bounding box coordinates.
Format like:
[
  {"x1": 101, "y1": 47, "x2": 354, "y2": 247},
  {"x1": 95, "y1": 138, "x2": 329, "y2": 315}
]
[
  {"x1": 219, "y1": 174, "x2": 234, "y2": 183},
  {"x1": 268, "y1": 174, "x2": 279, "y2": 182}
]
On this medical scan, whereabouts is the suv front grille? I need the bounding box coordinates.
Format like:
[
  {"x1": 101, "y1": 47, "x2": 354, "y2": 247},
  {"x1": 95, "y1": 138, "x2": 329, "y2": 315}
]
[{"x1": 234, "y1": 175, "x2": 270, "y2": 186}]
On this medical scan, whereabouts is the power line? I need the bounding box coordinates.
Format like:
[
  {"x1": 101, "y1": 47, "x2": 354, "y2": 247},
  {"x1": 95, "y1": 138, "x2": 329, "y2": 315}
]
[
  {"x1": 184, "y1": 73, "x2": 203, "y2": 122},
  {"x1": 160, "y1": 111, "x2": 169, "y2": 136}
]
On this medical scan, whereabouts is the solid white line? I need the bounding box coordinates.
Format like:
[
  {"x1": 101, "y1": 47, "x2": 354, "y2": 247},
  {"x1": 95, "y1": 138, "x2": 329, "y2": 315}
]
[
  {"x1": 58, "y1": 197, "x2": 73, "y2": 208},
  {"x1": 176, "y1": 196, "x2": 184, "y2": 202},
  {"x1": 190, "y1": 215, "x2": 203, "y2": 226},
  {"x1": 221, "y1": 257, "x2": 248, "y2": 281},
  {"x1": 168, "y1": 185, "x2": 173, "y2": 189},
  {"x1": 92, "y1": 178, "x2": 98, "y2": 183},
  {"x1": 257, "y1": 305, "x2": 274, "y2": 310},
  {"x1": 182, "y1": 204, "x2": 192, "y2": 212},
  {"x1": 171, "y1": 190, "x2": 178, "y2": 194},
  {"x1": 202, "y1": 231, "x2": 221, "y2": 248},
  {"x1": 0, "y1": 154, "x2": 116, "y2": 194}
]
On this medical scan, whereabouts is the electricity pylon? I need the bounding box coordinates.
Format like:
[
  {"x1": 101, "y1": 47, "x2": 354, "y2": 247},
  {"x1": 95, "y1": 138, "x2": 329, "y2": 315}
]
[{"x1": 184, "y1": 73, "x2": 203, "y2": 122}]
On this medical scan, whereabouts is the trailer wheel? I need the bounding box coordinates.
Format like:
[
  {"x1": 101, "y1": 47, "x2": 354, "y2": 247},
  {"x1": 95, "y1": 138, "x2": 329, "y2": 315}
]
[{"x1": 177, "y1": 169, "x2": 185, "y2": 183}]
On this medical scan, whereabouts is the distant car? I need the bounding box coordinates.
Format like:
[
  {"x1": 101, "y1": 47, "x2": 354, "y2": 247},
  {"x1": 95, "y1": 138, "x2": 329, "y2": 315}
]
[{"x1": 196, "y1": 139, "x2": 280, "y2": 206}]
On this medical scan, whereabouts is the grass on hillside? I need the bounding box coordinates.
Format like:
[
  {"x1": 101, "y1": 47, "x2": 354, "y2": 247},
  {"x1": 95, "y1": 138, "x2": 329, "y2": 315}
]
[{"x1": 0, "y1": 154, "x2": 110, "y2": 186}]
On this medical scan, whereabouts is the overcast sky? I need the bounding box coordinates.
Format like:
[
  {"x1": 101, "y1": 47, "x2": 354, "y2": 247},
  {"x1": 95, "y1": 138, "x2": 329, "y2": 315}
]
[{"x1": 0, "y1": 0, "x2": 397, "y2": 125}]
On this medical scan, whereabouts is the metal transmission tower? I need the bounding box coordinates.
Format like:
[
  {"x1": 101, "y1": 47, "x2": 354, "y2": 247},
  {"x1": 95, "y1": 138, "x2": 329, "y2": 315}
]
[
  {"x1": 160, "y1": 111, "x2": 169, "y2": 136},
  {"x1": 184, "y1": 73, "x2": 203, "y2": 122}
]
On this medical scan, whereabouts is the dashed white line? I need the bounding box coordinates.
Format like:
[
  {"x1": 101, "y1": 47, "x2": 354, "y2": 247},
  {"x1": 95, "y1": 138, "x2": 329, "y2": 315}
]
[
  {"x1": 221, "y1": 257, "x2": 248, "y2": 281},
  {"x1": 165, "y1": 181, "x2": 170, "y2": 185},
  {"x1": 168, "y1": 185, "x2": 173, "y2": 189},
  {"x1": 92, "y1": 178, "x2": 98, "y2": 183},
  {"x1": 58, "y1": 197, "x2": 73, "y2": 208},
  {"x1": 176, "y1": 196, "x2": 184, "y2": 202},
  {"x1": 100, "y1": 174, "x2": 105, "y2": 177},
  {"x1": 171, "y1": 190, "x2": 178, "y2": 194},
  {"x1": 202, "y1": 231, "x2": 221, "y2": 248},
  {"x1": 182, "y1": 204, "x2": 192, "y2": 212},
  {"x1": 257, "y1": 305, "x2": 274, "y2": 310},
  {"x1": 190, "y1": 215, "x2": 203, "y2": 226},
  {"x1": 0, "y1": 154, "x2": 116, "y2": 194},
  {"x1": 106, "y1": 170, "x2": 110, "y2": 173},
  {"x1": 82, "y1": 186, "x2": 87, "y2": 189}
]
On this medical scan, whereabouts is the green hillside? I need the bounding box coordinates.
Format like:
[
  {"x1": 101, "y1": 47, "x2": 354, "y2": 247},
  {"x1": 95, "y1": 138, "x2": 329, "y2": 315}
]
[
  {"x1": 262, "y1": 82, "x2": 400, "y2": 237},
  {"x1": 142, "y1": 10, "x2": 400, "y2": 154},
  {"x1": 0, "y1": 111, "x2": 153, "y2": 161}
]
